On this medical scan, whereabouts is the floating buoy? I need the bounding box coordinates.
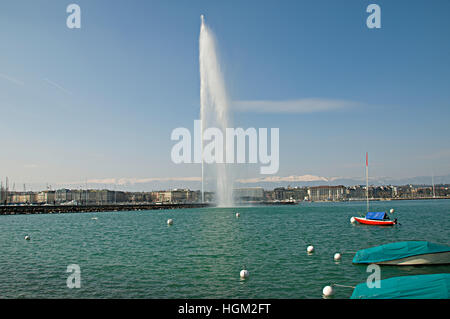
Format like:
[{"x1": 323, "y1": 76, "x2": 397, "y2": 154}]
[
  {"x1": 167, "y1": 219, "x2": 173, "y2": 226},
  {"x1": 350, "y1": 217, "x2": 356, "y2": 224},
  {"x1": 307, "y1": 245, "x2": 314, "y2": 253},
  {"x1": 334, "y1": 253, "x2": 342, "y2": 261},
  {"x1": 236, "y1": 212, "x2": 240, "y2": 218},
  {"x1": 390, "y1": 208, "x2": 395, "y2": 214},
  {"x1": 24, "y1": 235, "x2": 30, "y2": 241},
  {"x1": 322, "y1": 285, "x2": 334, "y2": 297},
  {"x1": 240, "y1": 269, "x2": 249, "y2": 279}
]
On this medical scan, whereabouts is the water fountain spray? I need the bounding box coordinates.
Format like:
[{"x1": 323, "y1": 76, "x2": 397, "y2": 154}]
[{"x1": 199, "y1": 15, "x2": 234, "y2": 207}]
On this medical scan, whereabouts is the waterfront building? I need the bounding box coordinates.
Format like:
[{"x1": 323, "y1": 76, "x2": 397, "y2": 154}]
[
  {"x1": 55, "y1": 189, "x2": 73, "y2": 203},
  {"x1": 7, "y1": 192, "x2": 37, "y2": 204},
  {"x1": 307, "y1": 186, "x2": 346, "y2": 201},
  {"x1": 372, "y1": 185, "x2": 395, "y2": 199},
  {"x1": 264, "y1": 190, "x2": 275, "y2": 201},
  {"x1": 170, "y1": 189, "x2": 190, "y2": 203},
  {"x1": 37, "y1": 191, "x2": 56, "y2": 204},
  {"x1": 346, "y1": 185, "x2": 365, "y2": 200},
  {"x1": 273, "y1": 187, "x2": 307, "y2": 201},
  {"x1": 114, "y1": 191, "x2": 127, "y2": 203},
  {"x1": 150, "y1": 189, "x2": 199, "y2": 204},
  {"x1": 0, "y1": 184, "x2": 6, "y2": 205},
  {"x1": 151, "y1": 191, "x2": 172, "y2": 203},
  {"x1": 233, "y1": 187, "x2": 265, "y2": 202}
]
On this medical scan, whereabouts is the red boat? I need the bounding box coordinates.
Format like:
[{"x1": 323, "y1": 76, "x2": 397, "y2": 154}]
[
  {"x1": 354, "y1": 216, "x2": 396, "y2": 226},
  {"x1": 352, "y1": 153, "x2": 399, "y2": 227}
]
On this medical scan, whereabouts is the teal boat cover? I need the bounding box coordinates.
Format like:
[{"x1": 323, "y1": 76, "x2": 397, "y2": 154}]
[
  {"x1": 353, "y1": 241, "x2": 450, "y2": 264},
  {"x1": 351, "y1": 273, "x2": 450, "y2": 299},
  {"x1": 365, "y1": 212, "x2": 387, "y2": 220}
]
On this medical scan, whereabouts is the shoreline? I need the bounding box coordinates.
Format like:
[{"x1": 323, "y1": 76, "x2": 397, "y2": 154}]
[
  {"x1": 0, "y1": 197, "x2": 448, "y2": 215},
  {"x1": 311, "y1": 197, "x2": 449, "y2": 203},
  {"x1": 0, "y1": 203, "x2": 211, "y2": 216}
]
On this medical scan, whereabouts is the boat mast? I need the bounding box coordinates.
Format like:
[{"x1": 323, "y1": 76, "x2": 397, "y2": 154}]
[
  {"x1": 431, "y1": 170, "x2": 436, "y2": 198},
  {"x1": 366, "y1": 152, "x2": 369, "y2": 213}
]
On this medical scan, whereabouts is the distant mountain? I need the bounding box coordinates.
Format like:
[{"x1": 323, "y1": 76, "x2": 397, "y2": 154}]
[
  {"x1": 24, "y1": 174, "x2": 450, "y2": 192},
  {"x1": 235, "y1": 174, "x2": 450, "y2": 188}
]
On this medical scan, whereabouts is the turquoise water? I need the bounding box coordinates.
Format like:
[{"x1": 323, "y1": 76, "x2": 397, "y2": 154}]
[{"x1": 0, "y1": 200, "x2": 449, "y2": 298}]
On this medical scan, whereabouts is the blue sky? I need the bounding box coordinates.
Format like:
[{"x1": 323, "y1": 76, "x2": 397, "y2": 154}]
[{"x1": 0, "y1": 0, "x2": 449, "y2": 191}]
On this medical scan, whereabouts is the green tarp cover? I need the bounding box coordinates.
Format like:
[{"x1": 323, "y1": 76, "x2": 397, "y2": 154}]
[
  {"x1": 351, "y1": 273, "x2": 450, "y2": 299},
  {"x1": 353, "y1": 241, "x2": 450, "y2": 264}
]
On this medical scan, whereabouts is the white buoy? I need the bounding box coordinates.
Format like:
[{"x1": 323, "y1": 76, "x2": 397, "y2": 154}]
[
  {"x1": 167, "y1": 219, "x2": 173, "y2": 226},
  {"x1": 334, "y1": 253, "x2": 342, "y2": 261},
  {"x1": 390, "y1": 208, "x2": 395, "y2": 214},
  {"x1": 350, "y1": 217, "x2": 356, "y2": 224},
  {"x1": 240, "y1": 269, "x2": 249, "y2": 279},
  {"x1": 307, "y1": 245, "x2": 314, "y2": 253},
  {"x1": 25, "y1": 235, "x2": 30, "y2": 241},
  {"x1": 236, "y1": 212, "x2": 240, "y2": 218},
  {"x1": 323, "y1": 285, "x2": 334, "y2": 297}
]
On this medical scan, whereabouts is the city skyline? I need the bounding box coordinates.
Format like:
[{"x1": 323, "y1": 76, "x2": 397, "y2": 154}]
[
  {"x1": 2, "y1": 172, "x2": 450, "y2": 193},
  {"x1": 1, "y1": 1, "x2": 450, "y2": 190},
  {"x1": 2, "y1": 183, "x2": 448, "y2": 205}
]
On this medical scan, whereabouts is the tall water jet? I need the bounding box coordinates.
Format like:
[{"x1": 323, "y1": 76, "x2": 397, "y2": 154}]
[{"x1": 199, "y1": 15, "x2": 234, "y2": 207}]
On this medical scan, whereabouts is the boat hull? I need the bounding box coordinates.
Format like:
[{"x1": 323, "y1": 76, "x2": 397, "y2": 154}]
[
  {"x1": 354, "y1": 217, "x2": 395, "y2": 226},
  {"x1": 376, "y1": 251, "x2": 450, "y2": 265}
]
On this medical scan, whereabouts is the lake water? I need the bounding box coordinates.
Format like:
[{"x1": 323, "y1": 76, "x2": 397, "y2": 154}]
[{"x1": 0, "y1": 200, "x2": 449, "y2": 298}]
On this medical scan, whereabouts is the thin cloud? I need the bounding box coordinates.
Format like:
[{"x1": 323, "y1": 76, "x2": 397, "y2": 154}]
[
  {"x1": 233, "y1": 98, "x2": 362, "y2": 113},
  {"x1": 237, "y1": 174, "x2": 329, "y2": 184},
  {"x1": 0, "y1": 73, "x2": 24, "y2": 86},
  {"x1": 419, "y1": 149, "x2": 450, "y2": 160},
  {"x1": 43, "y1": 78, "x2": 73, "y2": 95},
  {"x1": 236, "y1": 175, "x2": 397, "y2": 184},
  {"x1": 65, "y1": 177, "x2": 202, "y2": 186}
]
